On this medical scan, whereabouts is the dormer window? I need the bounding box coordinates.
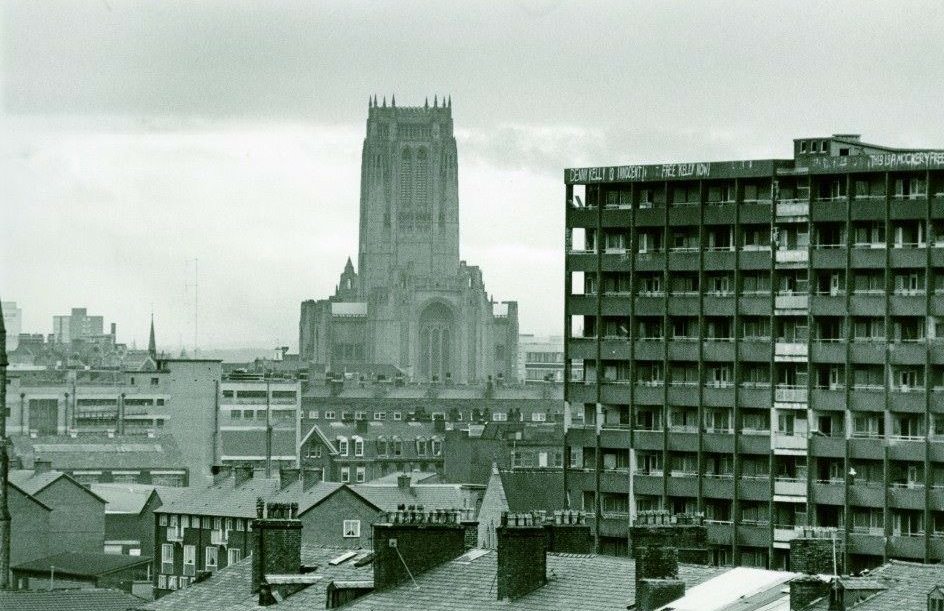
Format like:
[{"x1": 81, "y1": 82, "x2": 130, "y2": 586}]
[
  {"x1": 800, "y1": 141, "x2": 808, "y2": 153},
  {"x1": 338, "y1": 437, "x2": 349, "y2": 456}
]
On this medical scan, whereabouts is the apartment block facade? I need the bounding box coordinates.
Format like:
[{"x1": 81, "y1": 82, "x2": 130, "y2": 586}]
[{"x1": 563, "y1": 134, "x2": 944, "y2": 570}]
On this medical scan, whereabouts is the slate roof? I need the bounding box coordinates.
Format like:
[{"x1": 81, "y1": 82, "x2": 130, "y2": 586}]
[
  {"x1": 0, "y1": 588, "x2": 144, "y2": 611},
  {"x1": 9, "y1": 469, "x2": 107, "y2": 503},
  {"x1": 368, "y1": 470, "x2": 439, "y2": 485},
  {"x1": 341, "y1": 551, "x2": 725, "y2": 611},
  {"x1": 11, "y1": 433, "x2": 186, "y2": 471},
  {"x1": 350, "y1": 482, "x2": 477, "y2": 515},
  {"x1": 13, "y1": 552, "x2": 152, "y2": 578},
  {"x1": 270, "y1": 480, "x2": 476, "y2": 517},
  {"x1": 498, "y1": 469, "x2": 566, "y2": 513},
  {"x1": 803, "y1": 560, "x2": 944, "y2": 610},
  {"x1": 90, "y1": 483, "x2": 186, "y2": 514},
  {"x1": 154, "y1": 474, "x2": 281, "y2": 518},
  {"x1": 140, "y1": 544, "x2": 372, "y2": 611}
]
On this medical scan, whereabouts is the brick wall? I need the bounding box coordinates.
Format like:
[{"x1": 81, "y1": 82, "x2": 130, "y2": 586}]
[
  {"x1": 299, "y1": 487, "x2": 380, "y2": 548},
  {"x1": 251, "y1": 519, "x2": 302, "y2": 593},
  {"x1": 637, "y1": 579, "x2": 685, "y2": 611},
  {"x1": 496, "y1": 526, "x2": 547, "y2": 601},
  {"x1": 372, "y1": 521, "x2": 466, "y2": 591},
  {"x1": 545, "y1": 524, "x2": 592, "y2": 554},
  {"x1": 630, "y1": 524, "x2": 709, "y2": 564},
  {"x1": 790, "y1": 536, "x2": 843, "y2": 575}
]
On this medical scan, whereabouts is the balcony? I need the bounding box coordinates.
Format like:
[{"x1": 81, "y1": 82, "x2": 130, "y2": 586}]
[
  {"x1": 739, "y1": 477, "x2": 772, "y2": 501},
  {"x1": 774, "y1": 478, "x2": 807, "y2": 498},
  {"x1": 775, "y1": 294, "x2": 809, "y2": 313},
  {"x1": 775, "y1": 342, "x2": 808, "y2": 362},
  {"x1": 811, "y1": 480, "x2": 844, "y2": 505},
  {"x1": 847, "y1": 532, "x2": 885, "y2": 556},
  {"x1": 706, "y1": 521, "x2": 734, "y2": 546},
  {"x1": 809, "y1": 434, "x2": 845, "y2": 457},
  {"x1": 632, "y1": 430, "x2": 664, "y2": 451},
  {"x1": 775, "y1": 386, "x2": 808, "y2": 404},
  {"x1": 633, "y1": 473, "x2": 664, "y2": 496},
  {"x1": 775, "y1": 249, "x2": 809, "y2": 265},
  {"x1": 776, "y1": 201, "x2": 809, "y2": 218},
  {"x1": 809, "y1": 341, "x2": 845, "y2": 364},
  {"x1": 773, "y1": 433, "x2": 808, "y2": 453},
  {"x1": 888, "y1": 534, "x2": 926, "y2": 560},
  {"x1": 888, "y1": 484, "x2": 926, "y2": 510},
  {"x1": 774, "y1": 527, "x2": 802, "y2": 545}
]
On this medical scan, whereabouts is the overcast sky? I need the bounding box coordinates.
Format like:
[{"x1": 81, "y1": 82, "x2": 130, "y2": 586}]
[{"x1": 2, "y1": 0, "x2": 943, "y2": 352}]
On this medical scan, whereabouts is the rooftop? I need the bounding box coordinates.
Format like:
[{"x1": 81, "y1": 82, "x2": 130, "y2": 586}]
[
  {"x1": 8, "y1": 468, "x2": 106, "y2": 503},
  {"x1": 140, "y1": 544, "x2": 372, "y2": 611},
  {"x1": 154, "y1": 473, "x2": 281, "y2": 518},
  {"x1": 802, "y1": 560, "x2": 944, "y2": 611},
  {"x1": 343, "y1": 551, "x2": 725, "y2": 611},
  {"x1": 0, "y1": 588, "x2": 145, "y2": 611},
  {"x1": 11, "y1": 433, "x2": 186, "y2": 471},
  {"x1": 498, "y1": 469, "x2": 566, "y2": 513},
  {"x1": 13, "y1": 552, "x2": 152, "y2": 578},
  {"x1": 90, "y1": 483, "x2": 186, "y2": 514}
]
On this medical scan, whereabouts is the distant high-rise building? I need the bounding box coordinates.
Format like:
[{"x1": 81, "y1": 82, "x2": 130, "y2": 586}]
[
  {"x1": 52, "y1": 308, "x2": 105, "y2": 344},
  {"x1": 300, "y1": 96, "x2": 518, "y2": 383},
  {"x1": 2, "y1": 301, "x2": 21, "y2": 352}
]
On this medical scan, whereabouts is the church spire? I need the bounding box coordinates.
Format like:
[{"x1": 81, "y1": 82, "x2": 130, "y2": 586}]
[
  {"x1": 391, "y1": 94, "x2": 396, "y2": 107},
  {"x1": 148, "y1": 314, "x2": 156, "y2": 359}
]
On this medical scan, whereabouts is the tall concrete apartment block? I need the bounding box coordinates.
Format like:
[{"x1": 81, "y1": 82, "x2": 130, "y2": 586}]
[
  {"x1": 563, "y1": 134, "x2": 944, "y2": 571},
  {"x1": 299, "y1": 96, "x2": 518, "y2": 384}
]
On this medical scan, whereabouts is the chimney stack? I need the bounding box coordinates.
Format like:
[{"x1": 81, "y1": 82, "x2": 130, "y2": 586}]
[
  {"x1": 790, "y1": 576, "x2": 831, "y2": 610},
  {"x1": 372, "y1": 509, "x2": 467, "y2": 591},
  {"x1": 279, "y1": 467, "x2": 300, "y2": 490},
  {"x1": 396, "y1": 473, "x2": 412, "y2": 492},
  {"x1": 634, "y1": 546, "x2": 685, "y2": 611},
  {"x1": 33, "y1": 459, "x2": 52, "y2": 474},
  {"x1": 302, "y1": 467, "x2": 321, "y2": 490},
  {"x1": 212, "y1": 464, "x2": 233, "y2": 485},
  {"x1": 251, "y1": 499, "x2": 302, "y2": 594},
  {"x1": 790, "y1": 528, "x2": 844, "y2": 576},
  {"x1": 496, "y1": 512, "x2": 547, "y2": 601},
  {"x1": 235, "y1": 464, "x2": 254, "y2": 487},
  {"x1": 544, "y1": 511, "x2": 592, "y2": 554}
]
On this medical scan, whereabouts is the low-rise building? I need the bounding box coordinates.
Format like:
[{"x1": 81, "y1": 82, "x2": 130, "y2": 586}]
[
  {"x1": 270, "y1": 471, "x2": 481, "y2": 549},
  {"x1": 443, "y1": 421, "x2": 565, "y2": 485},
  {"x1": 0, "y1": 587, "x2": 145, "y2": 611},
  {"x1": 151, "y1": 465, "x2": 280, "y2": 596},
  {"x1": 7, "y1": 479, "x2": 51, "y2": 567},
  {"x1": 11, "y1": 432, "x2": 189, "y2": 486},
  {"x1": 299, "y1": 420, "x2": 446, "y2": 482},
  {"x1": 92, "y1": 484, "x2": 185, "y2": 556},
  {"x1": 10, "y1": 464, "x2": 107, "y2": 554},
  {"x1": 218, "y1": 375, "x2": 301, "y2": 470},
  {"x1": 11, "y1": 552, "x2": 152, "y2": 593}
]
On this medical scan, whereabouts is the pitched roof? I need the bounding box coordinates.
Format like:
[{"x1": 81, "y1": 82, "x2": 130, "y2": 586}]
[
  {"x1": 653, "y1": 566, "x2": 798, "y2": 610},
  {"x1": 803, "y1": 560, "x2": 944, "y2": 611},
  {"x1": 349, "y1": 482, "x2": 476, "y2": 515},
  {"x1": 341, "y1": 551, "x2": 725, "y2": 611},
  {"x1": 270, "y1": 481, "x2": 346, "y2": 515},
  {"x1": 368, "y1": 471, "x2": 439, "y2": 485},
  {"x1": 154, "y1": 474, "x2": 280, "y2": 518},
  {"x1": 141, "y1": 544, "x2": 372, "y2": 611},
  {"x1": 89, "y1": 483, "x2": 186, "y2": 514},
  {"x1": 13, "y1": 552, "x2": 152, "y2": 578},
  {"x1": 11, "y1": 433, "x2": 186, "y2": 471},
  {"x1": 498, "y1": 469, "x2": 566, "y2": 513},
  {"x1": 0, "y1": 588, "x2": 144, "y2": 611},
  {"x1": 8, "y1": 469, "x2": 107, "y2": 503}
]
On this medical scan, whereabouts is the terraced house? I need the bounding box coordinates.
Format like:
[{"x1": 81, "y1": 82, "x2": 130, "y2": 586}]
[{"x1": 564, "y1": 134, "x2": 944, "y2": 570}]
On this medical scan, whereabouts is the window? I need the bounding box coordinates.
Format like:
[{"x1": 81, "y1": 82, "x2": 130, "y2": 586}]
[
  {"x1": 355, "y1": 411, "x2": 366, "y2": 420},
  {"x1": 338, "y1": 438, "x2": 349, "y2": 456},
  {"x1": 183, "y1": 545, "x2": 196, "y2": 576},
  {"x1": 310, "y1": 445, "x2": 322, "y2": 459},
  {"x1": 325, "y1": 411, "x2": 336, "y2": 420},
  {"x1": 343, "y1": 520, "x2": 361, "y2": 538},
  {"x1": 393, "y1": 411, "x2": 402, "y2": 421},
  {"x1": 431, "y1": 439, "x2": 442, "y2": 456},
  {"x1": 157, "y1": 574, "x2": 167, "y2": 589},
  {"x1": 159, "y1": 514, "x2": 168, "y2": 526},
  {"x1": 205, "y1": 546, "x2": 219, "y2": 570},
  {"x1": 342, "y1": 411, "x2": 352, "y2": 421},
  {"x1": 416, "y1": 439, "x2": 427, "y2": 456},
  {"x1": 374, "y1": 412, "x2": 386, "y2": 420},
  {"x1": 309, "y1": 410, "x2": 319, "y2": 419},
  {"x1": 161, "y1": 543, "x2": 174, "y2": 574},
  {"x1": 493, "y1": 412, "x2": 508, "y2": 421},
  {"x1": 235, "y1": 519, "x2": 245, "y2": 532},
  {"x1": 151, "y1": 377, "x2": 160, "y2": 386},
  {"x1": 531, "y1": 412, "x2": 547, "y2": 422},
  {"x1": 354, "y1": 438, "x2": 364, "y2": 457},
  {"x1": 356, "y1": 466, "x2": 366, "y2": 482},
  {"x1": 228, "y1": 548, "x2": 242, "y2": 565},
  {"x1": 341, "y1": 466, "x2": 350, "y2": 482},
  {"x1": 168, "y1": 576, "x2": 178, "y2": 590},
  {"x1": 213, "y1": 517, "x2": 222, "y2": 530}
]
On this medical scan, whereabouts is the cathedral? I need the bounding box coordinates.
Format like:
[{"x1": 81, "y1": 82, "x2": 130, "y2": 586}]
[{"x1": 299, "y1": 96, "x2": 518, "y2": 384}]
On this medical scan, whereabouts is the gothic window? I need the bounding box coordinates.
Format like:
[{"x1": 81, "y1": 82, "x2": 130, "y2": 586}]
[
  {"x1": 414, "y1": 148, "x2": 430, "y2": 230},
  {"x1": 398, "y1": 148, "x2": 413, "y2": 228}
]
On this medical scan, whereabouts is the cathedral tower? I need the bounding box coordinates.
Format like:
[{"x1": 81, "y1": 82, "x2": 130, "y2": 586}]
[{"x1": 357, "y1": 94, "x2": 459, "y2": 295}]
